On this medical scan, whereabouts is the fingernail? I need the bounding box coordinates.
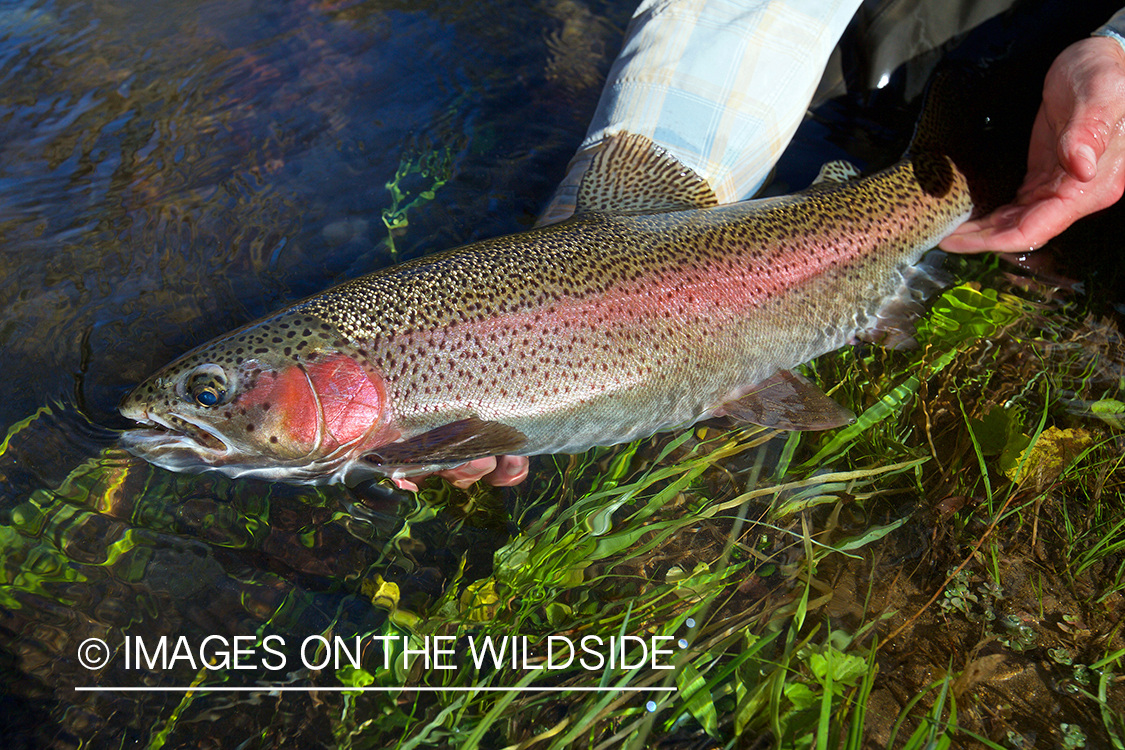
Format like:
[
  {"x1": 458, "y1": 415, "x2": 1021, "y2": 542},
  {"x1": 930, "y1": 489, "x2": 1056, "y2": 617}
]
[{"x1": 452, "y1": 471, "x2": 481, "y2": 488}]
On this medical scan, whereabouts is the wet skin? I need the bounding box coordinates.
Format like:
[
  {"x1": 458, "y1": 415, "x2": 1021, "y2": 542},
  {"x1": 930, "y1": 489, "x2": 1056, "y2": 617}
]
[{"x1": 942, "y1": 36, "x2": 1125, "y2": 253}]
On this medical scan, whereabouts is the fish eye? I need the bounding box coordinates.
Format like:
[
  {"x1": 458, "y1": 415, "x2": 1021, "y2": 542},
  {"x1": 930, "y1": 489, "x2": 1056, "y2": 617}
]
[{"x1": 185, "y1": 364, "x2": 231, "y2": 408}]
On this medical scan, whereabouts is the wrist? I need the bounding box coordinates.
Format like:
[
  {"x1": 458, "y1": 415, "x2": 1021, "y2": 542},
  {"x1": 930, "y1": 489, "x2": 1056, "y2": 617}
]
[{"x1": 1094, "y1": 9, "x2": 1125, "y2": 55}]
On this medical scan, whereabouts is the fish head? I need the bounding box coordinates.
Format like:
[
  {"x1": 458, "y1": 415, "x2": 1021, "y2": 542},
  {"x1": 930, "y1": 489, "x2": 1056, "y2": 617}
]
[{"x1": 119, "y1": 319, "x2": 397, "y2": 483}]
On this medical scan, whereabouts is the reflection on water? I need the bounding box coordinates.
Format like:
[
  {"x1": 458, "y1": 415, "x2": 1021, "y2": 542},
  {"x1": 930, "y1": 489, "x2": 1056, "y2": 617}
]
[
  {"x1": 0, "y1": 0, "x2": 624, "y2": 745},
  {"x1": 0, "y1": 0, "x2": 621, "y2": 427},
  {"x1": 2, "y1": 0, "x2": 1124, "y2": 746},
  {"x1": 1, "y1": 402, "x2": 511, "y2": 746}
]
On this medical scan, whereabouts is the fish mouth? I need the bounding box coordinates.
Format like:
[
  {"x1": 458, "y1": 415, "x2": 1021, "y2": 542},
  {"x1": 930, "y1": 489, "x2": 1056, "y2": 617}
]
[
  {"x1": 120, "y1": 411, "x2": 353, "y2": 484},
  {"x1": 120, "y1": 415, "x2": 365, "y2": 485},
  {"x1": 118, "y1": 392, "x2": 386, "y2": 485},
  {"x1": 120, "y1": 411, "x2": 232, "y2": 466}
]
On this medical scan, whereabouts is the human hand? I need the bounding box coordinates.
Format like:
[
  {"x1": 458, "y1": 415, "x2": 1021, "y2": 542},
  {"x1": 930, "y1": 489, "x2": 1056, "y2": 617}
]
[
  {"x1": 438, "y1": 455, "x2": 529, "y2": 488},
  {"x1": 941, "y1": 36, "x2": 1125, "y2": 253},
  {"x1": 391, "y1": 455, "x2": 530, "y2": 492}
]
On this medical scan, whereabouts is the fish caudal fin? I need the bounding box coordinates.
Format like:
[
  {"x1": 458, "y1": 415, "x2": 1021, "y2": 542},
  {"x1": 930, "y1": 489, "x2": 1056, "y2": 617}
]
[
  {"x1": 904, "y1": 63, "x2": 1027, "y2": 216},
  {"x1": 575, "y1": 133, "x2": 718, "y2": 214}
]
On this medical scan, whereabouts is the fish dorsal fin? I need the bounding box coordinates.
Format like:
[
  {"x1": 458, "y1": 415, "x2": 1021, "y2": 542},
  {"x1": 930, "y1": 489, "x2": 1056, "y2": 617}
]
[
  {"x1": 715, "y1": 370, "x2": 855, "y2": 431},
  {"x1": 811, "y1": 160, "x2": 862, "y2": 186},
  {"x1": 575, "y1": 132, "x2": 718, "y2": 214},
  {"x1": 365, "y1": 417, "x2": 528, "y2": 466},
  {"x1": 857, "y1": 252, "x2": 951, "y2": 350}
]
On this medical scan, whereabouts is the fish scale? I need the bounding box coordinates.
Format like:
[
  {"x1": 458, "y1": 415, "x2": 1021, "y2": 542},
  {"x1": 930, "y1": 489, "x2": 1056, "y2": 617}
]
[{"x1": 119, "y1": 109, "x2": 976, "y2": 485}]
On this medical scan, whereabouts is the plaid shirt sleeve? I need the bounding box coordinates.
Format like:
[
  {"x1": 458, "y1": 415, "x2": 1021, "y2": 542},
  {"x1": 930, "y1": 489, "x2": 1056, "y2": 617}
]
[{"x1": 539, "y1": 0, "x2": 863, "y2": 225}]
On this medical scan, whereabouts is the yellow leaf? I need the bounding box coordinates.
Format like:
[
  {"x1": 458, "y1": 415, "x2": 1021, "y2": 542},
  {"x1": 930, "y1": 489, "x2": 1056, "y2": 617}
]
[
  {"x1": 363, "y1": 575, "x2": 401, "y2": 610},
  {"x1": 460, "y1": 579, "x2": 501, "y2": 622},
  {"x1": 1006, "y1": 426, "x2": 1093, "y2": 489}
]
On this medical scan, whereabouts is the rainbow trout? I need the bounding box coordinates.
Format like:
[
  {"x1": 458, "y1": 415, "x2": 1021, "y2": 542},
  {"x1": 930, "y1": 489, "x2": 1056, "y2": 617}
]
[{"x1": 119, "y1": 96, "x2": 979, "y2": 485}]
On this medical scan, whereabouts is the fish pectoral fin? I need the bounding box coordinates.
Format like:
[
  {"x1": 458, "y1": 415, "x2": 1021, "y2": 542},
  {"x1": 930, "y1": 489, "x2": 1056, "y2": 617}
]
[
  {"x1": 364, "y1": 417, "x2": 528, "y2": 466},
  {"x1": 810, "y1": 159, "x2": 863, "y2": 186},
  {"x1": 575, "y1": 132, "x2": 718, "y2": 215},
  {"x1": 716, "y1": 370, "x2": 855, "y2": 431}
]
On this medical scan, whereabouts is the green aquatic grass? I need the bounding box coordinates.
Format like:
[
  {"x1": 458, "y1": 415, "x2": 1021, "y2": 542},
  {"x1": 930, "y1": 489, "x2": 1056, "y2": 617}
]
[
  {"x1": 342, "y1": 276, "x2": 1124, "y2": 748},
  {"x1": 381, "y1": 141, "x2": 457, "y2": 259},
  {"x1": 319, "y1": 421, "x2": 927, "y2": 749},
  {"x1": 3, "y1": 269, "x2": 1124, "y2": 748}
]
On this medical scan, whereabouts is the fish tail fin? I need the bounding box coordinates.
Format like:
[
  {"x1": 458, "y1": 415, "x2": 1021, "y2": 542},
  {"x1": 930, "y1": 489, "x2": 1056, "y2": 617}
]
[
  {"x1": 905, "y1": 68, "x2": 971, "y2": 159},
  {"x1": 856, "y1": 251, "x2": 951, "y2": 349},
  {"x1": 904, "y1": 66, "x2": 1021, "y2": 216},
  {"x1": 904, "y1": 0, "x2": 1117, "y2": 217}
]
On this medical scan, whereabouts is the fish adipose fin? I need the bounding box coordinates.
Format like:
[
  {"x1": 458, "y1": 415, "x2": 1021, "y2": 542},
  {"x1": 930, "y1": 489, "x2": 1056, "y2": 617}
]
[
  {"x1": 575, "y1": 132, "x2": 719, "y2": 215},
  {"x1": 715, "y1": 370, "x2": 855, "y2": 431},
  {"x1": 810, "y1": 160, "x2": 862, "y2": 185},
  {"x1": 365, "y1": 417, "x2": 528, "y2": 466}
]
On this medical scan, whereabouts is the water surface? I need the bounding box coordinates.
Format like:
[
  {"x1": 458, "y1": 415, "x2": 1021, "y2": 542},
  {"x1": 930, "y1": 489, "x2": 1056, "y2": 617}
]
[
  {"x1": 0, "y1": 0, "x2": 628, "y2": 745},
  {"x1": 1, "y1": 0, "x2": 1123, "y2": 747}
]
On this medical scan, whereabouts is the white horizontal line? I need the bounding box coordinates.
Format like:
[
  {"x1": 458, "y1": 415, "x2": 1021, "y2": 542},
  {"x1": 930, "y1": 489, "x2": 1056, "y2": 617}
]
[{"x1": 75, "y1": 686, "x2": 677, "y2": 693}]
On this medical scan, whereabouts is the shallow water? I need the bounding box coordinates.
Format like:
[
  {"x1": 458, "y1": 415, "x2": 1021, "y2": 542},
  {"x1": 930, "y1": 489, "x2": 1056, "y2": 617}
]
[
  {"x1": 2, "y1": 0, "x2": 1124, "y2": 747},
  {"x1": 0, "y1": 0, "x2": 628, "y2": 745},
  {"x1": 1, "y1": 0, "x2": 631, "y2": 428}
]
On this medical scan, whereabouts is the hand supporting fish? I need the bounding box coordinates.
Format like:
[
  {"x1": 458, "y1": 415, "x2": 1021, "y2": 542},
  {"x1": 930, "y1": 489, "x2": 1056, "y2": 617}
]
[
  {"x1": 448, "y1": 32, "x2": 1125, "y2": 492},
  {"x1": 119, "y1": 76, "x2": 987, "y2": 488},
  {"x1": 942, "y1": 35, "x2": 1125, "y2": 254},
  {"x1": 432, "y1": 456, "x2": 529, "y2": 491}
]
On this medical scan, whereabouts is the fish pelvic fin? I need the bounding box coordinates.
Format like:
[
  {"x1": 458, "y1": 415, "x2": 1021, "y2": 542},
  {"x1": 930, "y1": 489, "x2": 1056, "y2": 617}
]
[
  {"x1": 364, "y1": 417, "x2": 528, "y2": 467},
  {"x1": 575, "y1": 132, "x2": 719, "y2": 215},
  {"x1": 715, "y1": 370, "x2": 855, "y2": 431}
]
